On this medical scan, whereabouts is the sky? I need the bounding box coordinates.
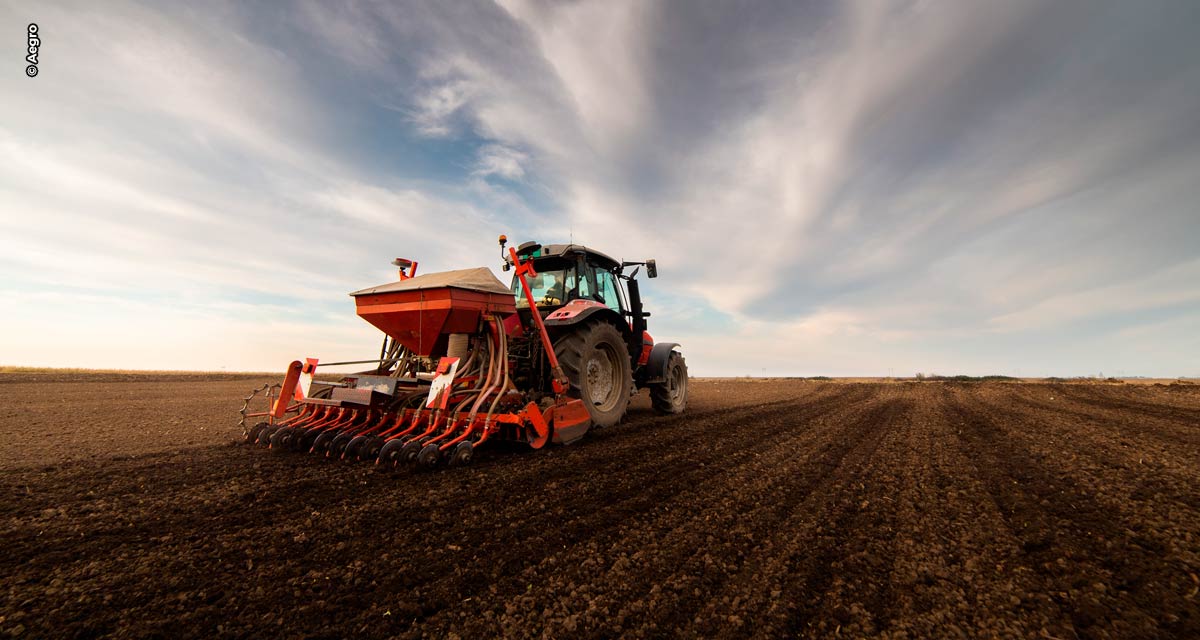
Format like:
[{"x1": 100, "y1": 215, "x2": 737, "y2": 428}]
[{"x1": 1, "y1": 0, "x2": 1198, "y2": 377}]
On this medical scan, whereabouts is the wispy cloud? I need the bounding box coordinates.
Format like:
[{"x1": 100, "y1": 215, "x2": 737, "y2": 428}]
[
  {"x1": 472, "y1": 144, "x2": 528, "y2": 180},
  {"x1": 1, "y1": 0, "x2": 1197, "y2": 376}
]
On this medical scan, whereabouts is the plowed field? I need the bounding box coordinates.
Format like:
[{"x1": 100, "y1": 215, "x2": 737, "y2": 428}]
[{"x1": 2, "y1": 376, "x2": 1198, "y2": 638}]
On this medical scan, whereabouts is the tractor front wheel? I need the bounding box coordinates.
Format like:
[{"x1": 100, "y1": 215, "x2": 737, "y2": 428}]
[{"x1": 555, "y1": 321, "x2": 633, "y2": 428}]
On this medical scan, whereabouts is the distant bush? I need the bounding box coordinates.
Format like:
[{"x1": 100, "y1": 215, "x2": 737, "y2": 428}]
[
  {"x1": 910, "y1": 374, "x2": 1019, "y2": 383},
  {"x1": 807, "y1": 376, "x2": 832, "y2": 381},
  {"x1": 939, "y1": 375, "x2": 1016, "y2": 382}
]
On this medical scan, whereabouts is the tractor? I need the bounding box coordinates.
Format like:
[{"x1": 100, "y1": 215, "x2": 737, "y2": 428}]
[
  {"x1": 239, "y1": 236, "x2": 688, "y2": 468},
  {"x1": 502, "y1": 238, "x2": 688, "y2": 426}
]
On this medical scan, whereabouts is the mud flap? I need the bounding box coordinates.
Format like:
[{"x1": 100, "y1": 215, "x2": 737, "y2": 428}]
[
  {"x1": 547, "y1": 398, "x2": 592, "y2": 445},
  {"x1": 525, "y1": 402, "x2": 551, "y2": 449}
]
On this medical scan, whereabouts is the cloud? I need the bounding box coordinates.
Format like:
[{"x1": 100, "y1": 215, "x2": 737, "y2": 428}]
[
  {"x1": 1, "y1": 0, "x2": 1198, "y2": 376},
  {"x1": 472, "y1": 144, "x2": 528, "y2": 180},
  {"x1": 407, "y1": 78, "x2": 474, "y2": 137}
]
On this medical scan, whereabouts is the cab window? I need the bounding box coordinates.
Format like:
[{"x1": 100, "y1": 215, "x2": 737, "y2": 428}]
[
  {"x1": 577, "y1": 268, "x2": 593, "y2": 299},
  {"x1": 512, "y1": 262, "x2": 574, "y2": 307},
  {"x1": 594, "y1": 269, "x2": 623, "y2": 312}
]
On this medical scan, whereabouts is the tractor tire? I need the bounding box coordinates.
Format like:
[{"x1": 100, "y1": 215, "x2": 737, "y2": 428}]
[
  {"x1": 555, "y1": 321, "x2": 633, "y2": 428},
  {"x1": 650, "y1": 350, "x2": 688, "y2": 415}
]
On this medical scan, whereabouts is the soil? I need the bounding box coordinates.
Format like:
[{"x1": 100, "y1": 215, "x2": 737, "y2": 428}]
[{"x1": 1, "y1": 376, "x2": 1198, "y2": 639}]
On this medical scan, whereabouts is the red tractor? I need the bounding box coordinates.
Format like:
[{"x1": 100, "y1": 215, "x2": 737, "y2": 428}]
[
  {"x1": 240, "y1": 236, "x2": 688, "y2": 467},
  {"x1": 502, "y1": 238, "x2": 688, "y2": 426}
]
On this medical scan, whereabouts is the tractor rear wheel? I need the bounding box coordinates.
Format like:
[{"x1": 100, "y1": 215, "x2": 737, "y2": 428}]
[
  {"x1": 650, "y1": 350, "x2": 688, "y2": 415},
  {"x1": 555, "y1": 321, "x2": 632, "y2": 428}
]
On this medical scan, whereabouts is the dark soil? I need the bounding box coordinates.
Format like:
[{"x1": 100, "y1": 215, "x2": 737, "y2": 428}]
[{"x1": 1, "y1": 377, "x2": 1198, "y2": 638}]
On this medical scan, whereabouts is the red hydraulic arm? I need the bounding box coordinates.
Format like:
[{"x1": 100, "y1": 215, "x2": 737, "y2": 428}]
[{"x1": 508, "y1": 246, "x2": 570, "y2": 395}]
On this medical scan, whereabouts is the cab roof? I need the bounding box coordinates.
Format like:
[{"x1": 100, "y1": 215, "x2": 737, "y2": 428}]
[{"x1": 525, "y1": 243, "x2": 621, "y2": 271}]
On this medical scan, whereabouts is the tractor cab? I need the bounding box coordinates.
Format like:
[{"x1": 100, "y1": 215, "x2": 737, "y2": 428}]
[{"x1": 506, "y1": 242, "x2": 628, "y2": 313}]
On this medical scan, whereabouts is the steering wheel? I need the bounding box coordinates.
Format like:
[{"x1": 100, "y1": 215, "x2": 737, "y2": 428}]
[{"x1": 541, "y1": 294, "x2": 562, "y2": 306}]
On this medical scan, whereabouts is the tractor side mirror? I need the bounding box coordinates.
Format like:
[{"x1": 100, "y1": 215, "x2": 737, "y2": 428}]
[{"x1": 646, "y1": 259, "x2": 657, "y2": 278}]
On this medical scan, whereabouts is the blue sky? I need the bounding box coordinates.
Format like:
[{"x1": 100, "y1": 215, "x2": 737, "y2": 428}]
[{"x1": 1, "y1": 0, "x2": 1198, "y2": 377}]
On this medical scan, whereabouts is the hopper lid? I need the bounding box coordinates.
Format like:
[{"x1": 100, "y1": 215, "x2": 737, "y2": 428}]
[{"x1": 349, "y1": 267, "x2": 511, "y2": 297}]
